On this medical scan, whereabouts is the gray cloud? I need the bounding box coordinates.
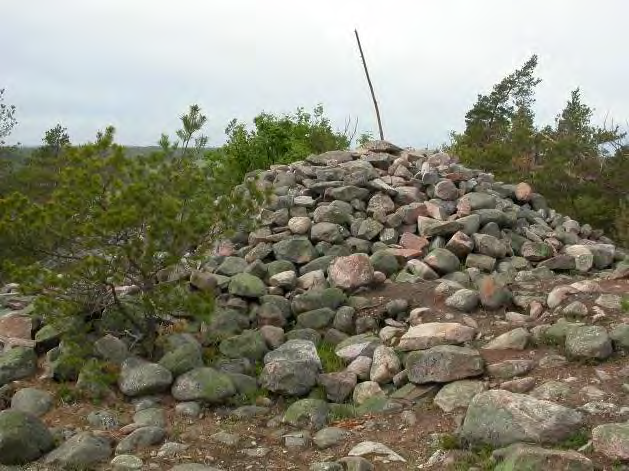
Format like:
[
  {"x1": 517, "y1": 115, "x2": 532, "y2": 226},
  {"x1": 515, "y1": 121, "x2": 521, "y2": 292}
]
[{"x1": 2, "y1": 0, "x2": 628, "y2": 146}]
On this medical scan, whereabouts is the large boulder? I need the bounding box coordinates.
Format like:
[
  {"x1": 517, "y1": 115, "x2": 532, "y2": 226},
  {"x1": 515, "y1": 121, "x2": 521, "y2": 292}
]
[
  {"x1": 0, "y1": 409, "x2": 55, "y2": 465},
  {"x1": 171, "y1": 367, "x2": 236, "y2": 403},
  {"x1": 460, "y1": 390, "x2": 584, "y2": 447},
  {"x1": 260, "y1": 340, "x2": 322, "y2": 396}
]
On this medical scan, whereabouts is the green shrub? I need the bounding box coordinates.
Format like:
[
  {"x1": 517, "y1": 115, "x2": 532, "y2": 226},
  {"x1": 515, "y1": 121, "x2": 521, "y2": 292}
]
[
  {"x1": 208, "y1": 105, "x2": 351, "y2": 185},
  {"x1": 0, "y1": 105, "x2": 266, "y2": 357}
]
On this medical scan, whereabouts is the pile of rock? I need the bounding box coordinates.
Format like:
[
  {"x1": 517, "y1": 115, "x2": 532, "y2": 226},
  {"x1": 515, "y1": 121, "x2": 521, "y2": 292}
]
[
  {"x1": 199, "y1": 139, "x2": 623, "y2": 303},
  {"x1": 1, "y1": 141, "x2": 629, "y2": 469}
]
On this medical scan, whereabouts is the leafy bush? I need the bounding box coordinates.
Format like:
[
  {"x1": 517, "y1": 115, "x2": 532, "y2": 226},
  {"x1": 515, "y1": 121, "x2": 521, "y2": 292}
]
[
  {"x1": 208, "y1": 104, "x2": 352, "y2": 184},
  {"x1": 0, "y1": 105, "x2": 266, "y2": 356}
]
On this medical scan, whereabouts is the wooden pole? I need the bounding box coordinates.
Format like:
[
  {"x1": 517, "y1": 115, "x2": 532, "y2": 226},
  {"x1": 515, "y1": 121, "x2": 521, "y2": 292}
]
[{"x1": 354, "y1": 29, "x2": 384, "y2": 140}]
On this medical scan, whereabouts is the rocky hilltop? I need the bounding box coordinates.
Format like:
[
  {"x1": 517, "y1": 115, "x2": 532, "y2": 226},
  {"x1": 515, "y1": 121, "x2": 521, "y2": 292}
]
[{"x1": 1, "y1": 140, "x2": 629, "y2": 470}]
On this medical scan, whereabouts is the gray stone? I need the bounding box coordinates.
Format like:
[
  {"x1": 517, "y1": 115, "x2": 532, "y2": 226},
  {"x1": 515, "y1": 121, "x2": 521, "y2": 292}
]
[
  {"x1": 159, "y1": 342, "x2": 203, "y2": 377},
  {"x1": 261, "y1": 339, "x2": 321, "y2": 396},
  {"x1": 115, "y1": 426, "x2": 166, "y2": 454},
  {"x1": 94, "y1": 334, "x2": 130, "y2": 364},
  {"x1": 445, "y1": 289, "x2": 480, "y2": 312},
  {"x1": 423, "y1": 248, "x2": 461, "y2": 275},
  {"x1": 398, "y1": 322, "x2": 476, "y2": 351},
  {"x1": 283, "y1": 398, "x2": 329, "y2": 430},
  {"x1": 118, "y1": 358, "x2": 173, "y2": 397},
  {"x1": 133, "y1": 407, "x2": 166, "y2": 427},
  {"x1": 0, "y1": 347, "x2": 37, "y2": 386},
  {"x1": 0, "y1": 409, "x2": 54, "y2": 465},
  {"x1": 434, "y1": 379, "x2": 487, "y2": 412},
  {"x1": 565, "y1": 326, "x2": 612, "y2": 360},
  {"x1": 273, "y1": 237, "x2": 317, "y2": 264},
  {"x1": 530, "y1": 381, "x2": 572, "y2": 402},
  {"x1": 318, "y1": 371, "x2": 357, "y2": 403},
  {"x1": 10, "y1": 387, "x2": 53, "y2": 417},
  {"x1": 406, "y1": 345, "x2": 484, "y2": 384},
  {"x1": 460, "y1": 390, "x2": 583, "y2": 447},
  {"x1": 111, "y1": 454, "x2": 144, "y2": 470},
  {"x1": 228, "y1": 273, "x2": 267, "y2": 298},
  {"x1": 466, "y1": 253, "x2": 497, "y2": 272},
  {"x1": 472, "y1": 233, "x2": 507, "y2": 259},
  {"x1": 483, "y1": 328, "x2": 530, "y2": 350},
  {"x1": 297, "y1": 308, "x2": 336, "y2": 330},
  {"x1": 492, "y1": 443, "x2": 593, "y2": 471},
  {"x1": 313, "y1": 427, "x2": 350, "y2": 449},
  {"x1": 291, "y1": 288, "x2": 346, "y2": 314},
  {"x1": 592, "y1": 422, "x2": 629, "y2": 461},
  {"x1": 335, "y1": 334, "x2": 382, "y2": 362},
  {"x1": 486, "y1": 360, "x2": 534, "y2": 380},
  {"x1": 610, "y1": 324, "x2": 629, "y2": 350},
  {"x1": 219, "y1": 330, "x2": 268, "y2": 361},
  {"x1": 44, "y1": 432, "x2": 112, "y2": 468},
  {"x1": 216, "y1": 256, "x2": 248, "y2": 276},
  {"x1": 171, "y1": 367, "x2": 236, "y2": 403}
]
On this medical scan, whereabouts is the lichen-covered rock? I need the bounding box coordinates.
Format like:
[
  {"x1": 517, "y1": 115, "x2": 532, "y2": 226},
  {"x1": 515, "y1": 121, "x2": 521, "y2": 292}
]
[
  {"x1": 493, "y1": 443, "x2": 593, "y2": 471},
  {"x1": 0, "y1": 409, "x2": 55, "y2": 465},
  {"x1": 171, "y1": 367, "x2": 236, "y2": 403},
  {"x1": 261, "y1": 340, "x2": 321, "y2": 396},
  {"x1": 283, "y1": 398, "x2": 329, "y2": 430},
  {"x1": 44, "y1": 432, "x2": 112, "y2": 468},
  {"x1": 228, "y1": 273, "x2": 267, "y2": 298},
  {"x1": 118, "y1": 358, "x2": 173, "y2": 397},
  {"x1": 0, "y1": 346, "x2": 37, "y2": 386},
  {"x1": 10, "y1": 387, "x2": 53, "y2": 417},
  {"x1": 434, "y1": 379, "x2": 487, "y2": 412},
  {"x1": 398, "y1": 323, "x2": 476, "y2": 351},
  {"x1": 406, "y1": 345, "x2": 484, "y2": 384},
  {"x1": 592, "y1": 422, "x2": 629, "y2": 461},
  {"x1": 460, "y1": 390, "x2": 583, "y2": 447},
  {"x1": 565, "y1": 325, "x2": 612, "y2": 360},
  {"x1": 219, "y1": 330, "x2": 268, "y2": 361}
]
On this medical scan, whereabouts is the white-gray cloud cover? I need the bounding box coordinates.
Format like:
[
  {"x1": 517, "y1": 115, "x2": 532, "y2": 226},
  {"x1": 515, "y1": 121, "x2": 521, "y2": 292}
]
[{"x1": 2, "y1": 0, "x2": 628, "y2": 147}]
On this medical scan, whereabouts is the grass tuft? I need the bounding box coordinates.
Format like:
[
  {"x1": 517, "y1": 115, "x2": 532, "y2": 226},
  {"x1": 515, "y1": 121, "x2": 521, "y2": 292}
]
[{"x1": 317, "y1": 341, "x2": 345, "y2": 373}]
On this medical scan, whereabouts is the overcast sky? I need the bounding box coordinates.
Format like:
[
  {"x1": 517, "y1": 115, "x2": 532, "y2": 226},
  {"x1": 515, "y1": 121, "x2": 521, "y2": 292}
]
[{"x1": 2, "y1": 0, "x2": 628, "y2": 147}]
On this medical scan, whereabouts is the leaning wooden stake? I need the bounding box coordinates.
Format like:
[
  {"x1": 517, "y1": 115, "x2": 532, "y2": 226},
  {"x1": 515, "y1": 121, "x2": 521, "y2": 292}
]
[{"x1": 354, "y1": 29, "x2": 384, "y2": 140}]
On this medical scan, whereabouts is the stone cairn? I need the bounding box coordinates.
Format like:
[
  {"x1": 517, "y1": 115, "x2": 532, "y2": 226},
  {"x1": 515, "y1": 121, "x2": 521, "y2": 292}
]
[{"x1": 1, "y1": 140, "x2": 629, "y2": 468}]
